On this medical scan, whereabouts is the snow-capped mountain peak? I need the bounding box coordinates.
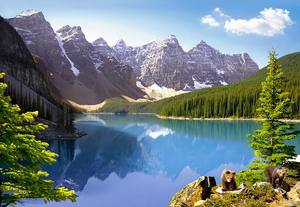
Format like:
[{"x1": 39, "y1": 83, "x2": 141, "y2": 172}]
[
  {"x1": 16, "y1": 9, "x2": 41, "y2": 18},
  {"x1": 160, "y1": 34, "x2": 179, "y2": 46},
  {"x1": 56, "y1": 25, "x2": 85, "y2": 42}
]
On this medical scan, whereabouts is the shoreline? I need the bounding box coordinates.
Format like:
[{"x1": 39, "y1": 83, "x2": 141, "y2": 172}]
[
  {"x1": 78, "y1": 112, "x2": 300, "y2": 122},
  {"x1": 37, "y1": 118, "x2": 86, "y2": 140},
  {"x1": 155, "y1": 114, "x2": 300, "y2": 122},
  {"x1": 81, "y1": 112, "x2": 156, "y2": 115}
]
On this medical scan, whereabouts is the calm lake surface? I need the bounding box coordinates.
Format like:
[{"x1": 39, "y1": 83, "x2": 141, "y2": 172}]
[{"x1": 21, "y1": 114, "x2": 300, "y2": 207}]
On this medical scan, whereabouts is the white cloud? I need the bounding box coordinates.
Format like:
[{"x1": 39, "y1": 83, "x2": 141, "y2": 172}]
[
  {"x1": 201, "y1": 15, "x2": 220, "y2": 27},
  {"x1": 214, "y1": 7, "x2": 230, "y2": 19},
  {"x1": 224, "y1": 8, "x2": 293, "y2": 36}
]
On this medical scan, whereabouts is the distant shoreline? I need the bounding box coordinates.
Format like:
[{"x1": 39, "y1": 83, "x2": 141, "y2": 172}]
[
  {"x1": 155, "y1": 114, "x2": 300, "y2": 122},
  {"x1": 81, "y1": 112, "x2": 300, "y2": 123}
]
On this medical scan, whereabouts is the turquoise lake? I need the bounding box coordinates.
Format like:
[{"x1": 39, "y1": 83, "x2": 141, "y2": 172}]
[{"x1": 21, "y1": 114, "x2": 300, "y2": 207}]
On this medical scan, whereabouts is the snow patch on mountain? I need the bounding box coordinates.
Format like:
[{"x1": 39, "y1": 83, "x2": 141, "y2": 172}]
[
  {"x1": 93, "y1": 61, "x2": 103, "y2": 72},
  {"x1": 193, "y1": 76, "x2": 213, "y2": 89},
  {"x1": 136, "y1": 81, "x2": 188, "y2": 100},
  {"x1": 16, "y1": 9, "x2": 40, "y2": 18},
  {"x1": 183, "y1": 84, "x2": 192, "y2": 91},
  {"x1": 55, "y1": 35, "x2": 80, "y2": 76},
  {"x1": 149, "y1": 83, "x2": 163, "y2": 91},
  {"x1": 14, "y1": 27, "x2": 33, "y2": 33},
  {"x1": 220, "y1": 81, "x2": 228, "y2": 85},
  {"x1": 57, "y1": 26, "x2": 83, "y2": 43},
  {"x1": 216, "y1": 69, "x2": 225, "y2": 75},
  {"x1": 241, "y1": 53, "x2": 246, "y2": 64}
]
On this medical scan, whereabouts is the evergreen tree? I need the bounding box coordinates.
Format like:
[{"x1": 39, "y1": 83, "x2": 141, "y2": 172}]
[
  {"x1": 0, "y1": 73, "x2": 76, "y2": 207},
  {"x1": 248, "y1": 50, "x2": 296, "y2": 170}
]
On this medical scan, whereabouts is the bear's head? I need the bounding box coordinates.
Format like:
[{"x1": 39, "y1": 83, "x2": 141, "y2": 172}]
[
  {"x1": 277, "y1": 167, "x2": 288, "y2": 179},
  {"x1": 223, "y1": 170, "x2": 236, "y2": 182}
]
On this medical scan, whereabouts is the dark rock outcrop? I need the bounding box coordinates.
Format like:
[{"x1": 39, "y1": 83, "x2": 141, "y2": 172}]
[
  {"x1": 169, "y1": 176, "x2": 217, "y2": 207},
  {"x1": 0, "y1": 16, "x2": 71, "y2": 127}
]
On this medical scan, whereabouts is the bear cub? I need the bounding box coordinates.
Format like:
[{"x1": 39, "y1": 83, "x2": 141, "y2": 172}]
[{"x1": 221, "y1": 169, "x2": 237, "y2": 191}]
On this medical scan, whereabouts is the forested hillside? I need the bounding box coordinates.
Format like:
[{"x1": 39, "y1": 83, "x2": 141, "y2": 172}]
[
  {"x1": 99, "y1": 52, "x2": 300, "y2": 119},
  {"x1": 158, "y1": 52, "x2": 300, "y2": 118}
]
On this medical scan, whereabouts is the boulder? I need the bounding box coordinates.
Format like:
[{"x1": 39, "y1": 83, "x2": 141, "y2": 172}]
[
  {"x1": 169, "y1": 176, "x2": 216, "y2": 207},
  {"x1": 287, "y1": 182, "x2": 300, "y2": 203}
]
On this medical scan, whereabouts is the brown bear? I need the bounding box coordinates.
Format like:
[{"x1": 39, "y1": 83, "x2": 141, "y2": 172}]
[
  {"x1": 265, "y1": 166, "x2": 288, "y2": 188},
  {"x1": 221, "y1": 169, "x2": 237, "y2": 191}
]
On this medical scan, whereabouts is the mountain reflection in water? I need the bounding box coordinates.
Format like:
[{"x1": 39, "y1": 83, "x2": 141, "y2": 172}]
[{"x1": 22, "y1": 114, "x2": 300, "y2": 207}]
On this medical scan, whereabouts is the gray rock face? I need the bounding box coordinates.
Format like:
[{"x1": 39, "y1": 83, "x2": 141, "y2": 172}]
[
  {"x1": 111, "y1": 40, "x2": 140, "y2": 75},
  {"x1": 96, "y1": 35, "x2": 259, "y2": 90},
  {"x1": 139, "y1": 35, "x2": 191, "y2": 90},
  {"x1": 93, "y1": 37, "x2": 116, "y2": 59},
  {"x1": 56, "y1": 25, "x2": 100, "y2": 85},
  {"x1": 8, "y1": 11, "x2": 144, "y2": 105},
  {"x1": 187, "y1": 41, "x2": 258, "y2": 87}
]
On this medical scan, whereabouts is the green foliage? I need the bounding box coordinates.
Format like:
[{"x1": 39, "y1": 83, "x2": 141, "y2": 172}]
[
  {"x1": 235, "y1": 169, "x2": 265, "y2": 185},
  {"x1": 201, "y1": 185, "x2": 278, "y2": 207},
  {"x1": 248, "y1": 51, "x2": 296, "y2": 170},
  {"x1": 0, "y1": 73, "x2": 76, "y2": 206}
]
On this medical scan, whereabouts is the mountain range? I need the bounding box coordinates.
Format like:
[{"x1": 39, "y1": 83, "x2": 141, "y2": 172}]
[
  {"x1": 6, "y1": 10, "x2": 259, "y2": 109},
  {"x1": 99, "y1": 52, "x2": 300, "y2": 118},
  {"x1": 8, "y1": 10, "x2": 144, "y2": 109},
  {"x1": 96, "y1": 35, "x2": 259, "y2": 90}
]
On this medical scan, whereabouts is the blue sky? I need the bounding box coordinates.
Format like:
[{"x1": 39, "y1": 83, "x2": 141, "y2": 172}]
[{"x1": 1, "y1": 0, "x2": 300, "y2": 67}]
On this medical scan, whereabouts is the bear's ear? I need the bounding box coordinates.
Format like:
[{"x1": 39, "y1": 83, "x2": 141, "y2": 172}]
[{"x1": 232, "y1": 172, "x2": 236, "y2": 175}]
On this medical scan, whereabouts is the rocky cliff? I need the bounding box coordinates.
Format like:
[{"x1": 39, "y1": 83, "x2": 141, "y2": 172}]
[{"x1": 0, "y1": 15, "x2": 71, "y2": 127}]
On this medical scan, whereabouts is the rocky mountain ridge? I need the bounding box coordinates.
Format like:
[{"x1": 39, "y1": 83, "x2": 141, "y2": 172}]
[
  {"x1": 95, "y1": 35, "x2": 259, "y2": 90},
  {"x1": 8, "y1": 10, "x2": 145, "y2": 108}
]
